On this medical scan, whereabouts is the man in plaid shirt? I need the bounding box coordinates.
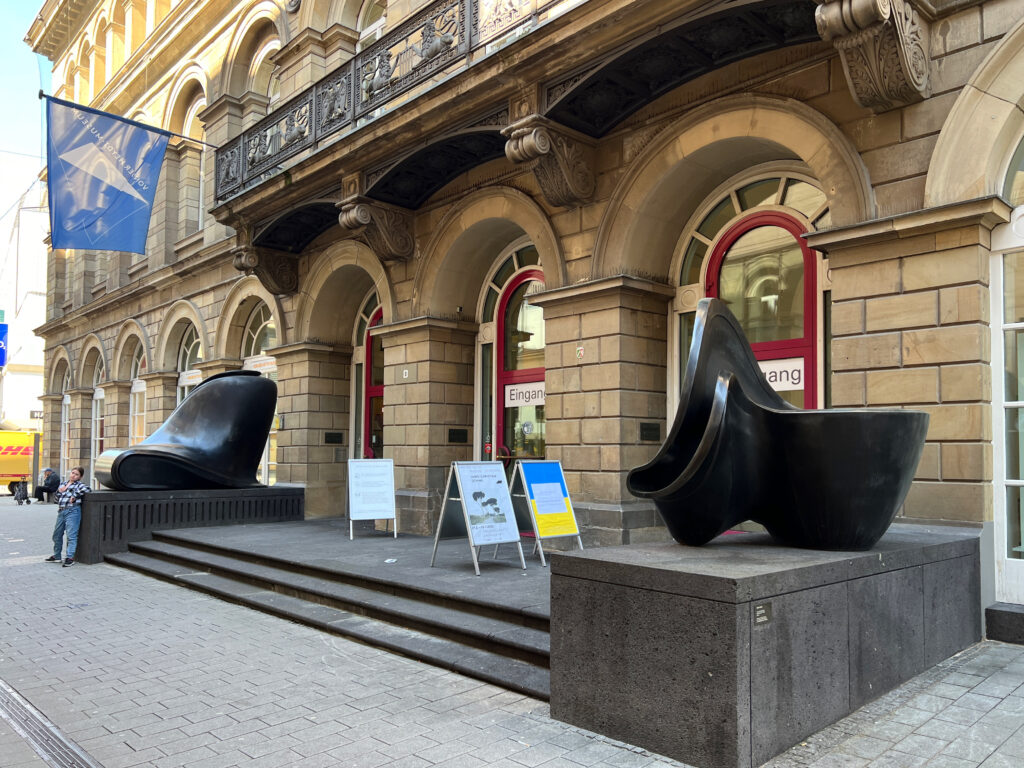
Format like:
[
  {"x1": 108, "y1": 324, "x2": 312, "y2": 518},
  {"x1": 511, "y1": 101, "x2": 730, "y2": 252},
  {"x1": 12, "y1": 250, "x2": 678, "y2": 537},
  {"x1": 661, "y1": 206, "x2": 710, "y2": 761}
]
[{"x1": 45, "y1": 466, "x2": 91, "y2": 567}]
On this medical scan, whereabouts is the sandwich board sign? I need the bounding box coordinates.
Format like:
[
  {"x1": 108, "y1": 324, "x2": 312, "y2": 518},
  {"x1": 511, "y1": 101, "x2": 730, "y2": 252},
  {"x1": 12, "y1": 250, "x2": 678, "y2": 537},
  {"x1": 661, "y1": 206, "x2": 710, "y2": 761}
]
[
  {"x1": 347, "y1": 458, "x2": 397, "y2": 540},
  {"x1": 430, "y1": 461, "x2": 526, "y2": 575},
  {"x1": 510, "y1": 460, "x2": 583, "y2": 566}
]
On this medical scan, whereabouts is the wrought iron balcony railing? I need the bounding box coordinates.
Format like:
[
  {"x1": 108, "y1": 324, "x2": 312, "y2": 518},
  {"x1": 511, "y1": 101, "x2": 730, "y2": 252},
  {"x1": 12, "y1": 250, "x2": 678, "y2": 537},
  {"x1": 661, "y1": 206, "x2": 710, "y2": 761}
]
[{"x1": 215, "y1": 0, "x2": 572, "y2": 201}]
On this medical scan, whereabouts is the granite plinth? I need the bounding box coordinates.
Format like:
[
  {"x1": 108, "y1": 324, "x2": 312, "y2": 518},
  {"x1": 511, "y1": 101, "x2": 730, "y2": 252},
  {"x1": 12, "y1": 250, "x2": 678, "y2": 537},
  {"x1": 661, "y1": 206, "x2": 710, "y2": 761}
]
[
  {"x1": 76, "y1": 486, "x2": 304, "y2": 564},
  {"x1": 549, "y1": 524, "x2": 981, "y2": 768}
]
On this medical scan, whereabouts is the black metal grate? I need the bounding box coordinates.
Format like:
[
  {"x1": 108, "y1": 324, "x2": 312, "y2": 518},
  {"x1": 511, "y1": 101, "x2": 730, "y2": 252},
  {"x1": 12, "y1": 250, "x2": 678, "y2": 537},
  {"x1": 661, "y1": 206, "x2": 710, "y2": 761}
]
[{"x1": 0, "y1": 679, "x2": 103, "y2": 768}]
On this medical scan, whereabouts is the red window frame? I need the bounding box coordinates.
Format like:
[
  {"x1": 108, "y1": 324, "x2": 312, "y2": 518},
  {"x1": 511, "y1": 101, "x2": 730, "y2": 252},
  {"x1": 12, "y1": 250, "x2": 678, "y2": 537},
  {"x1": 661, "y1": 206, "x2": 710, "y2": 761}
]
[
  {"x1": 363, "y1": 308, "x2": 384, "y2": 458},
  {"x1": 705, "y1": 211, "x2": 819, "y2": 408},
  {"x1": 495, "y1": 269, "x2": 544, "y2": 460}
]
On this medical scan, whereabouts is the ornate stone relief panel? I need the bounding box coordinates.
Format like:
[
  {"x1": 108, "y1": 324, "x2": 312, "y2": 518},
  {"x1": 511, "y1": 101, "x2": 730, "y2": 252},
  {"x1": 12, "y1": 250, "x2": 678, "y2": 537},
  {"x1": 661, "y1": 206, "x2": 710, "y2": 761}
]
[
  {"x1": 503, "y1": 114, "x2": 595, "y2": 208},
  {"x1": 816, "y1": 0, "x2": 931, "y2": 112}
]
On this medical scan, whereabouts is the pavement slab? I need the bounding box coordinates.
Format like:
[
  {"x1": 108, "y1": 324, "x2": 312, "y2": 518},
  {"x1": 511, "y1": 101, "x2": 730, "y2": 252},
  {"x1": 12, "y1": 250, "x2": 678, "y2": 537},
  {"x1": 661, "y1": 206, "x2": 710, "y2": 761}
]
[{"x1": 5, "y1": 500, "x2": 1024, "y2": 768}]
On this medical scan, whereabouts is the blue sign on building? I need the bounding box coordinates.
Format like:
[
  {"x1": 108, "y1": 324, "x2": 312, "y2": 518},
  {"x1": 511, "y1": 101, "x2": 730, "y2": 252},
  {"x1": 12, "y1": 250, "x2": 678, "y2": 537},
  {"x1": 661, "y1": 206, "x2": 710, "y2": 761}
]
[{"x1": 0, "y1": 323, "x2": 8, "y2": 367}]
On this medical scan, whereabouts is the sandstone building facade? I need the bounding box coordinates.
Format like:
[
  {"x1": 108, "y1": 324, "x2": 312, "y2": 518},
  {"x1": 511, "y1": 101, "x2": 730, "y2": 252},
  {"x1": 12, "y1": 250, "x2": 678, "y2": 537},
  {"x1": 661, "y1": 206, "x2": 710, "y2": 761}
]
[{"x1": 26, "y1": 0, "x2": 1024, "y2": 604}]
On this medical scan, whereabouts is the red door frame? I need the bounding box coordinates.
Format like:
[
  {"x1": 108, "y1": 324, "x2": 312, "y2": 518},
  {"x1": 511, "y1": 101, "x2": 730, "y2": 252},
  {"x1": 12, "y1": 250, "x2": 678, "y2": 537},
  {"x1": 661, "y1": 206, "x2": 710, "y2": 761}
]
[
  {"x1": 363, "y1": 308, "x2": 384, "y2": 458},
  {"x1": 705, "y1": 211, "x2": 818, "y2": 408},
  {"x1": 495, "y1": 269, "x2": 545, "y2": 460}
]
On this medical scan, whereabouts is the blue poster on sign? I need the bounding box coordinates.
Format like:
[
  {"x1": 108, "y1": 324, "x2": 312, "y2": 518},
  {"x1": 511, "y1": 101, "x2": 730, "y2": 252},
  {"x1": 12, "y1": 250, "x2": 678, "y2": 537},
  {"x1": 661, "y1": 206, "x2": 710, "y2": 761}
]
[
  {"x1": 518, "y1": 460, "x2": 579, "y2": 538},
  {"x1": 0, "y1": 324, "x2": 8, "y2": 367}
]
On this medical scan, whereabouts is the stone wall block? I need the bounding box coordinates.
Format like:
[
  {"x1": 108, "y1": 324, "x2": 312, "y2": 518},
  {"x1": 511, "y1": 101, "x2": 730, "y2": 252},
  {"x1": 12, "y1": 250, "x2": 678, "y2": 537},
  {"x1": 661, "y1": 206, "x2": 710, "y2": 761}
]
[
  {"x1": 903, "y1": 248, "x2": 988, "y2": 291},
  {"x1": 831, "y1": 301, "x2": 865, "y2": 336},
  {"x1": 940, "y1": 364, "x2": 991, "y2": 403},
  {"x1": 831, "y1": 372, "x2": 866, "y2": 406},
  {"x1": 865, "y1": 292, "x2": 937, "y2": 332},
  {"x1": 902, "y1": 325, "x2": 988, "y2": 366},
  {"x1": 941, "y1": 443, "x2": 992, "y2": 482},
  {"x1": 916, "y1": 443, "x2": 940, "y2": 480},
  {"x1": 916, "y1": 403, "x2": 991, "y2": 442},
  {"x1": 940, "y1": 285, "x2": 989, "y2": 325},
  {"x1": 832, "y1": 333, "x2": 902, "y2": 370},
  {"x1": 866, "y1": 368, "x2": 939, "y2": 405},
  {"x1": 903, "y1": 481, "x2": 991, "y2": 522},
  {"x1": 831, "y1": 261, "x2": 900, "y2": 301}
]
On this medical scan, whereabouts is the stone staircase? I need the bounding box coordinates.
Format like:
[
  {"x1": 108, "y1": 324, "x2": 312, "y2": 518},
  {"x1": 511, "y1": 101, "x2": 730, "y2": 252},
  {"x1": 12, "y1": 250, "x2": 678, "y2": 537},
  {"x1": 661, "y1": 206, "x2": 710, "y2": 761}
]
[{"x1": 105, "y1": 528, "x2": 550, "y2": 699}]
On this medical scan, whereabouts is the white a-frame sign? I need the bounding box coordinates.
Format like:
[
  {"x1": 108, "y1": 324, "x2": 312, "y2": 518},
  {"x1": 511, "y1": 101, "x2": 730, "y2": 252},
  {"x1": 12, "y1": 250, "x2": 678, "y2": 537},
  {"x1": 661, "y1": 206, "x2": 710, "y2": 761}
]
[
  {"x1": 347, "y1": 458, "x2": 398, "y2": 540},
  {"x1": 430, "y1": 461, "x2": 526, "y2": 576}
]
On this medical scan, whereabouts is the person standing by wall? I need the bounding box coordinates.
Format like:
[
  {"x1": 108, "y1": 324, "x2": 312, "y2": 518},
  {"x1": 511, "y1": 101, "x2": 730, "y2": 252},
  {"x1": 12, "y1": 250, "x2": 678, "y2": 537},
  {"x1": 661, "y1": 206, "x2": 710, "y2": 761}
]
[{"x1": 46, "y1": 466, "x2": 90, "y2": 567}]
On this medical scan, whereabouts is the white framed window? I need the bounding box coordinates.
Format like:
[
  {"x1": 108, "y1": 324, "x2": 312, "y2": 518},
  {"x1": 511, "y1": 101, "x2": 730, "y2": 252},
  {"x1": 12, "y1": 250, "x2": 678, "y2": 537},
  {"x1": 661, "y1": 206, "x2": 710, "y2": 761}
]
[
  {"x1": 350, "y1": 291, "x2": 382, "y2": 459},
  {"x1": 59, "y1": 368, "x2": 71, "y2": 480},
  {"x1": 129, "y1": 343, "x2": 147, "y2": 445},
  {"x1": 90, "y1": 360, "x2": 105, "y2": 488},
  {"x1": 176, "y1": 325, "x2": 203, "y2": 404},
  {"x1": 241, "y1": 302, "x2": 278, "y2": 484}
]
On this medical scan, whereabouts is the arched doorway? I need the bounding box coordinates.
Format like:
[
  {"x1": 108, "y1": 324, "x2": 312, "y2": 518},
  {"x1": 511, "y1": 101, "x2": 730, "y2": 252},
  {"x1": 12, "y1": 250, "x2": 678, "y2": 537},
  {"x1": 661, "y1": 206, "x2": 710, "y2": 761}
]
[{"x1": 353, "y1": 291, "x2": 384, "y2": 459}]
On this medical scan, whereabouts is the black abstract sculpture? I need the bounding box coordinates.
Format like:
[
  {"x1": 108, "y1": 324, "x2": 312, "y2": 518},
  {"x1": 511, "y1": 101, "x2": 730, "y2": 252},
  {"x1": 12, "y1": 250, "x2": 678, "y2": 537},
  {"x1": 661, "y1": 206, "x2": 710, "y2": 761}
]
[
  {"x1": 95, "y1": 370, "x2": 277, "y2": 491},
  {"x1": 627, "y1": 299, "x2": 928, "y2": 550}
]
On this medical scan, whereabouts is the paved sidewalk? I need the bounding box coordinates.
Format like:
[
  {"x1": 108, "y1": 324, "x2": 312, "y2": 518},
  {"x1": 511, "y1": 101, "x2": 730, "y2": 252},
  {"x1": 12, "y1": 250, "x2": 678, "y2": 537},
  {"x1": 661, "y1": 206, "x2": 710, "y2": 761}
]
[{"x1": 3, "y1": 498, "x2": 1024, "y2": 768}]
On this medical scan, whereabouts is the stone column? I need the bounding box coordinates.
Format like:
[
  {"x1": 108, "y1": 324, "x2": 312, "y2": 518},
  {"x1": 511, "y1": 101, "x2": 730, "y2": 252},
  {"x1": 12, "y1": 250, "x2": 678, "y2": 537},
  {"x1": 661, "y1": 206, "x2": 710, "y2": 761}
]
[
  {"x1": 198, "y1": 95, "x2": 244, "y2": 244},
  {"x1": 66, "y1": 387, "x2": 93, "y2": 471},
  {"x1": 40, "y1": 393, "x2": 63, "y2": 472},
  {"x1": 375, "y1": 317, "x2": 477, "y2": 536},
  {"x1": 530, "y1": 276, "x2": 675, "y2": 546},
  {"x1": 104, "y1": 381, "x2": 131, "y2": 452},
  {"x1": 140, "y1": 372, "x2": 179, "y2": 436},
  {"x1": 806, "y1": 197, "x2": 1011, "y2": 526},
  {"x1": 271, "y1": 342, "x2": 351, "y2": 519}
]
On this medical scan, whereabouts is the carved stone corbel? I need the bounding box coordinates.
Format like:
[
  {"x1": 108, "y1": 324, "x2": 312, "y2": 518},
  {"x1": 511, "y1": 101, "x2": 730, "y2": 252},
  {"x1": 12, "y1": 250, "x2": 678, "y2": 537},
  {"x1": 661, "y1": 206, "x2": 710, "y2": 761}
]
[
  {"x1": 231, "y1": 244, "x2": 299, "y2": 295},
  {"x1": 502, "y1": 115, "x2": 595, "y2": 208},
  {"x1": 816, "y1": 0, "x2": 931, "y2": 113},
  {"x1": 336, "y1": 195, "x2": 415, "y2": 261}
]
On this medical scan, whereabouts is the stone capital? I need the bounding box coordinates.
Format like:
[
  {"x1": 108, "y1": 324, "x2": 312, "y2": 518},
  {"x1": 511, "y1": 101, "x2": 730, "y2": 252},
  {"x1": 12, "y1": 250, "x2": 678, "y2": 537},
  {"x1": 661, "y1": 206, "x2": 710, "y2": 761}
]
[
  {"x1": 336, "y1": 195, "x2": 415, "y2": 262},
  {"x1": 502, "y1": 115, "x2": 595, "y2": 207},
  {"x1": 231, "y1": 244, "x2": 299, "y2": 295},
  {"x1": 816, "y1": 0, "x2": 931, "y2": 112}
]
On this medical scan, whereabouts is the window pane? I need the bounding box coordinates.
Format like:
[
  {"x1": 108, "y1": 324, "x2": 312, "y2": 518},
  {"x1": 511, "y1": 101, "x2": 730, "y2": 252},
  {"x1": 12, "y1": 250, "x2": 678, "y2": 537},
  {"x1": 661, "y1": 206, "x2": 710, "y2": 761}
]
[
  {"x1": 679, "y1": 312, "x2": 695, "y2": 386},
  {"x1": 737, "y1": 178, "x2": 779, "y2": 210},
  {"x1": 503, "y1": 404, "x2": 545, "y2": 460},
  {"x1": 483, "y1": 287, "x2": 499, "y2": 321},
  {"x1": 481, "y1": 343, "x2": 493, "y2": 458},
  {"x1": 782, "y1": 179, "x2": 826, "y2": 218},
  {"x1": 361, "y1": 292, "x2": 378, "y2": 318},
  {"x1": 681, "y1": 238, "x2": 707, "y2": 286},
  {"x1": 697, "y1": 197, "x2": 736, "y2": 240},
  {"x1": 1004, "y1": 252, "x2": 1024, "y2": 323},
  {"x1": 517, "y1": 245, "x2": 540, "y2": 267},
  {"x1": 371, "y1": 333, "x2": 384, "y2": 387},
  {"x1": 504, "y1": 282, "x2": 545, "y2": 371},
  {"x1": 1005, "y1": 136, "x2": 1024, "y2": 207},
  {"x1": 1007, "y1": 486, "x2": 1024, "y2": 559},
  {"x1": 493, "y1": 255, "x2": 516, "y2": 287},
  {"x1": 1007, "y1": 408, "x2": 1024, "y2": 480},
  {"x1": 1005, "y1": 329, "x2": 1024, "y2": 402},
  {"x1": 354, "y1": 363, "x2": 363, "y2": 458},
  {"x1": 718, "y1": 225, "x2": 804, "y2": 343}
]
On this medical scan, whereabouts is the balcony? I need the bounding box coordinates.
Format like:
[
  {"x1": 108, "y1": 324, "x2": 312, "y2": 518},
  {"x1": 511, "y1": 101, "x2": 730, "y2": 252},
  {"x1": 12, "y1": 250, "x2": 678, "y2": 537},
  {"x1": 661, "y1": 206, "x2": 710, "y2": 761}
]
[{"x1": 215, "y1": 0, "x2": 581, "y2": 202}]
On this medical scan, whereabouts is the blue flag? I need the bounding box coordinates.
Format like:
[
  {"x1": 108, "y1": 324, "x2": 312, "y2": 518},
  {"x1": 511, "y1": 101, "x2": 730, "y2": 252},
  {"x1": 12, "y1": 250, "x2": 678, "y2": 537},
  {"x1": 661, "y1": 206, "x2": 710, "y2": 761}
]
[{"x1": 45, "y1": 95, "x2": 170, "y2": 254}]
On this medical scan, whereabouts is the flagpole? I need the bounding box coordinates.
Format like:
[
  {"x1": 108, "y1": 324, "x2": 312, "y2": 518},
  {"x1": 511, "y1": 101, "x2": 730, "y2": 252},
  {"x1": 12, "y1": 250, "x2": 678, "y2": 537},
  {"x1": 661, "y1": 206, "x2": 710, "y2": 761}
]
[{"x1": 39, "y1": 91, "x2": 220, "y2": 149}]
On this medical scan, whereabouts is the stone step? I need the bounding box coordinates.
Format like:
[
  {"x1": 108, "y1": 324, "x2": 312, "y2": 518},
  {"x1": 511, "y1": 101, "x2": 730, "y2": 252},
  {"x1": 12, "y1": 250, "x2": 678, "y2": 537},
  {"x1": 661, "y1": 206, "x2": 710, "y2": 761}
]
[
  {"x1": 986, "y1": 603, "x2": 1024, "y2": 645},
  {"x1": 105, "y1": 548, "x2": 550, "y2": 700},
  {"x1": 124, "y1": 538, "x2": 549, "y2": 663}
]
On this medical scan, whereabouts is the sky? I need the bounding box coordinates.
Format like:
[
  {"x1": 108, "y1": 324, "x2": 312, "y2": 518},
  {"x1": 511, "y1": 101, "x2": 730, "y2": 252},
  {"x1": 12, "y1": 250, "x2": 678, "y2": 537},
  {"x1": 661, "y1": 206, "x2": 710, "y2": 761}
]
[{"x1": 0, "y1": 3, "x2": 52, "y2": 222}]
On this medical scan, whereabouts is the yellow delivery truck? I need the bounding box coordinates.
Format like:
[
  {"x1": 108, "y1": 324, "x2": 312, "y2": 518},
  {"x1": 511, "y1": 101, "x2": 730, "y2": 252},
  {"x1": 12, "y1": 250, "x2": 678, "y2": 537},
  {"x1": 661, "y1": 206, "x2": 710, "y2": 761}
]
[{"x1": 0, "y1": 430, "x2": 39, "y2": 496}]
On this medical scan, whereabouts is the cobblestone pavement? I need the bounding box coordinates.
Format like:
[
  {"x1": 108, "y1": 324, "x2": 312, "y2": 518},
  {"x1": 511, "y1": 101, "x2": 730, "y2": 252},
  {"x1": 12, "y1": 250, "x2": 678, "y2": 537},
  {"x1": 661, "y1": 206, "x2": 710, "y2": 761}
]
[{"x1": 3, "y1": 499, "x2": 1024, "y2": 768}]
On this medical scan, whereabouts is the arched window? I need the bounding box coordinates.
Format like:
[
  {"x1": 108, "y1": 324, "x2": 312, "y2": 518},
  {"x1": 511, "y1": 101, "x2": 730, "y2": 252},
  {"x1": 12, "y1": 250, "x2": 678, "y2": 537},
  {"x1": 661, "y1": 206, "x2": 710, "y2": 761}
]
[
  {"x1": 176, "y1": 325, "x2": 203, "y2": 403},
  {"x1": 673, "y1": 169, "x2": 830, "y2": 410},
  {"x1": 241, "y1": 302, "x2": 278, "y2": 484},
  {"x1": 352, "y1": 292, "x2": 383, "y2": 458},
  {"x1": 59, "y1": 368, "x2": 71, "y2": 480},
  {"x1": 476, "y1": 243, "x2": 544, "y2": 464},
  {"x1": 357, "y1": 0, "x2": 387, "y2": 50},
  {"x1": 129, "y1": 342, "x2": 147, "y2": 445},
  {"x1": 1005, "y1": 135, "x2": 1024, "y2": 208},
  {"x1": 90, "y1": 359, "x2": 105, "y2": 488}
]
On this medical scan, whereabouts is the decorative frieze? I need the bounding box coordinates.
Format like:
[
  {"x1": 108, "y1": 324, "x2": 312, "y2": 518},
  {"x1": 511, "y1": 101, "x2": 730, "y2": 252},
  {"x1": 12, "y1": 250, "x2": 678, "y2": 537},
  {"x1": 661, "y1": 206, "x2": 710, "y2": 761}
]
[
  {"x1": 502, "y1": 114, "x2": 595, "y2": 208},
  {"x1": 816, "y1": 0, "x2": 931, "y2": 112},
  {"x1": 336, "y1": 196, "x2": 415, "y2": 262}
]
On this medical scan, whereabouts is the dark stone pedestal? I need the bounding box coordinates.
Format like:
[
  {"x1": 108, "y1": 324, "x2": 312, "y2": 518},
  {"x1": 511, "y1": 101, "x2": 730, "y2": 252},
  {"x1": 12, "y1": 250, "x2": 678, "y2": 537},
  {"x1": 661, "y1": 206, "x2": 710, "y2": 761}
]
[
  {"x1": 76, "y1": 486, "x2": 305, "y2": 564},
  {"x1": 549, "y1": 525, "x2": 981, "y2": 768}
]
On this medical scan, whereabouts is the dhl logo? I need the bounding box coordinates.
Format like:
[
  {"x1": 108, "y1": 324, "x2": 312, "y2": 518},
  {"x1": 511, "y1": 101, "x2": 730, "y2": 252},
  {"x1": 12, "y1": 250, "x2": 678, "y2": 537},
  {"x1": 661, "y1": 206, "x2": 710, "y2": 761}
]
[{"x1": 0, "y1": 445, "x2": 33, "y2": 455}]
